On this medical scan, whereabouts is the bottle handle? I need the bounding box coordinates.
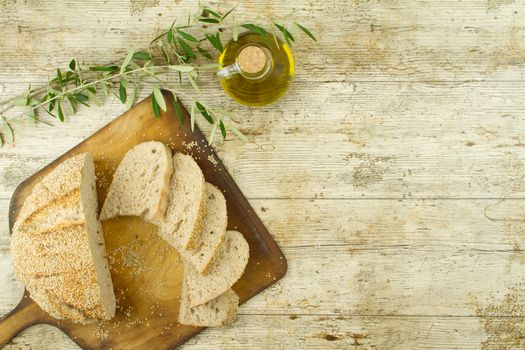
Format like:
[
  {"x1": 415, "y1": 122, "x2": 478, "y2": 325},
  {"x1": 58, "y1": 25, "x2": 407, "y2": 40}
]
[{"x1": 216, "y1": 62, "x2": 241, "y2": 79}]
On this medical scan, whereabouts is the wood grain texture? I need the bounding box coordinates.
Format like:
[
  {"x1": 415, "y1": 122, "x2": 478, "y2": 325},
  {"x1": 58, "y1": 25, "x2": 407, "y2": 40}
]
[{"x1": 2, "y1": 0, "x2": 525, "y2": 348}]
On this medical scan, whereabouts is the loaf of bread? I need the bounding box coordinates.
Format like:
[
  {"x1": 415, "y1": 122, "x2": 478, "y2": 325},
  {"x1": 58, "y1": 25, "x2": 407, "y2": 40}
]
[
  {"x1": 100, "y1": 141, "x2": 173, "y2": 224},
  {"x1": 11, "y1": 153, "x2": 116, "y2": 323},
  {"x1": 178, "y1": 183, "x2": 227, "y2": 274},
  {"x1": 186, "y1": 230, "x2": 249, "y2": 307},
  {"x1": 159, "y1": 153, "x2": 205, "y2": 250}
]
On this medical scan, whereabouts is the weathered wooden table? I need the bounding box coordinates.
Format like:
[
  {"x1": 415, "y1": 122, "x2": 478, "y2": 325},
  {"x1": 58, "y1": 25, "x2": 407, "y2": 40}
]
[{"x1": 2, "y1": 0, "x2": 525, "y2": 348}]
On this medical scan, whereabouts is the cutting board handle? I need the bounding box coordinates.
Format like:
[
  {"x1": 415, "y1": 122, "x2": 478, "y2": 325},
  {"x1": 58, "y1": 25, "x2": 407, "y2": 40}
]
[{"x1": 0, "y1": 291, "x2": 47, "y2": 348}]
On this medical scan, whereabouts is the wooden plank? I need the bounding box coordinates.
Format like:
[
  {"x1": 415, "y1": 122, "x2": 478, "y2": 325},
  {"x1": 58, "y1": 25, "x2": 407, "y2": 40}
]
[
  {"x1": 0, "y1": 314, "x2": 497, "y2": 350},
  {"x1": 1, "y1": 0, "x2": 525, "y2": 82},
  {"x1": 2, "y1": 81, "x2": 525, "y2": 199},
  {"x1": 3, "y1": 245, "x2": 525, "y2": 317},
  {"x1": 2, "y1": 197, "x2": 524, "y2": 251}
]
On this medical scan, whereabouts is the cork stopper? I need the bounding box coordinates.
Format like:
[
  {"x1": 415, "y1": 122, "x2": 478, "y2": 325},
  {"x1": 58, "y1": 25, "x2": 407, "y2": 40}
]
[{"x1": 237, "y1": 46, "x2": 267, "y2": 74}]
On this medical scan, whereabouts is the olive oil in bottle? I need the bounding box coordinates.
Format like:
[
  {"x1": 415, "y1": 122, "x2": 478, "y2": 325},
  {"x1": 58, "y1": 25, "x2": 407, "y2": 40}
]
[{"x1": 217, "y1": 32, "x2": 294, "y2": 107}]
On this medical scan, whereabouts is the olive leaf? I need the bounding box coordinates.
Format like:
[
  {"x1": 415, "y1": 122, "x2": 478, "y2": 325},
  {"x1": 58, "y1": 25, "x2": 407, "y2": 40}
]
[
  {"x1": 169, "y1": 65, "x2": 194, "y2": 72},
  {"x1": 208, "y1": 120, "x2": 218, "y2": 144},
  {"x1": 120, "y1": 47, "x2": 136, "y2": 74},
  {"x1": 190, "y1": 102, "x2": 195, "y2": 131},
  {"x1": 151, "y1": 93, "x2": 161, "y2": 118},
  {"x1": 195, "y1": 101, "x2": 213, "y2": 124},
  {"x1": 57, "y1": 100, "x2": 65, "y2": 122},
  {"x1": 178, "y1": 38, "x2": 196, "y2": 58},
  {"x1": 177, "y1": 29, "x2": 198, "y2": 42},
  {"x1": 119, "y1": 81, "x2": 127, "y2": 103},
  {"x1": 295, "y1": 23, "x2": 317, "y2": 41},
  {"x1": 221, "y1": 6, "x2": 236, "y2": 22},
  {"x1": 152, "y1": 86, "x2": 167, "y2": 112},
  {"x1": 199, "y1": 17, "x2": 220, "y2": 24},
  {"x1": 241, "y1": 23, "x2": 268, "y2": 36},
  {"x1": 219, "y1": 120, "x2": 227, "y2": 139}
]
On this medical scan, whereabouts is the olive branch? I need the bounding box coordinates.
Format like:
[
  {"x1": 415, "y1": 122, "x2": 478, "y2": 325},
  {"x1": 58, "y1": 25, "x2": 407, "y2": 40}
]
[{"x1": 0, "y1": 5, "x2": 316, "y2": 147}]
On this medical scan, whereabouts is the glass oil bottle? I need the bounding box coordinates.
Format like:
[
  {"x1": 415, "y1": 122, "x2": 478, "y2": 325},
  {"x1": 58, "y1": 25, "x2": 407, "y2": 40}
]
[{"x1": 216, "y1": 31, "x2": 294, "y2": 107}]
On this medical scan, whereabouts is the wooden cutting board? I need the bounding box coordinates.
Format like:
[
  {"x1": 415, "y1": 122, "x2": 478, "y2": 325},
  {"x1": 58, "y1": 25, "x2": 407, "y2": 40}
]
[{"x1": 0, "y1": 92, "x2": 287, "y2": 349}]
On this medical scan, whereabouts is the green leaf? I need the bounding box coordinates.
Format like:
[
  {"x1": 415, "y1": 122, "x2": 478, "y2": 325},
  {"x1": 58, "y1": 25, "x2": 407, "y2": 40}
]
[
  {"x1": 167, "y1": 29, "x2": 174, "y2": 43},
  {"x1": 174, "y1": 98, "x2": 184, "y2": 124},
  {"x1": 199, "y1": 18, "x2": 220, "y2": 24},
  {"x1": 190, "y1": 102, "x2": 195, "y2": 131},
  {"x1": 126, "y1": 86, "x2": 137, "y2": 109},
  {"x1": 86, "y1": 86, "x2": 97, "y2": 94},
  {"x1": 120, "y1": 47, "x2": 136, "y2": 74},
  {"x1": 203, "y1": 8, "x2": 221, "y2": 19},
  {"x1": 221, "y1": 6, "x2": 237, "y2": 21},
  {"x1": 295, "y1": 23, "x2": 317, "y2": 41},
  {"x1": 101, "y1": 82, "x2": 109, "y2": 96},
  {"x1": 69, "y1": 59, "x2": 76, "y2": 71},
  {"x1": 219, "y1": 120, "x2": 227, "y2": 139},
  {"x1": 197, "y1": 46, "x2": 212, "y2": 59},
  {"x1": 161, "y1": 46, "x2": 172, "y2": 64},
  {"x1": 133, "y1": 51, "x2": 151, "y2": 60},
  {"x1": 205, "y1": 34, "x2": 220, "y2": 52},
  {"x1": 119, "y1": 81, "x2": 127, "y2": 103},
  {"x1": 241, "y1": 23, "x2": 268, "y2": 36},
  {"x1": 56, "y1": 68, "x2": 64, "y2": 86},
  {"x1": 152, "y1": 86, "x2": 167, "y2": 112},
  {"x1": 67, "y1": 94, "x2": 78, "y2": 111},
  {"x1": 86, "y1": 91, "x2": 102, "y2": 107},
  {"x1": 187, "y1": 74, "x2": 200, "y2": 94},
  {"x1": 73, "y1": 93, "x2": 89, "y2": 102},
  {"x1": 169, "y1": 65, "x2": 194, "y2": 72},
  {"x1": 177, "y1": 28, "x2": 198, "y2": 42},
  {"x1": 48, "y1": 93, "x2": 56, "y2": 111},
  {"x1": 13, "y1": 98, "x2": 28, "y2": 107},
  {"x1": 232, "y1": 25, "x2": 239, "y2": 41},
  {"x1": 208, "y1": 120, "x2": 218, "y2": 144},
  {"x1": 195, "y1": 101, "x2": 213, "y2": 124},
  {"x1": 1, "y1": 116, "x2": 14, "y2": 143},
  {"x1": 57, "y1": 100, "x2": 65, "y2": 122},
  {"x1": 215, "y1": 31, "x2": 223, "y2": 52},
  {"x1": 178, "y1": 38, "x2": 196, "y2": 58},
  {"x1": 89, "y1": 65, "x2": 118, "y2": 72},
  {"x1": 28, "y1": 109, "x2": 36, "y2": 125},
  {"x1": 228, "y1": 123, "x2": 248, "y2": 141},
  {"x1": 274, "y1": 23, "x2": 295, "y2": 47},
  {"x1": 151, "y1": 93, "x2": 161, "y2": 118}
]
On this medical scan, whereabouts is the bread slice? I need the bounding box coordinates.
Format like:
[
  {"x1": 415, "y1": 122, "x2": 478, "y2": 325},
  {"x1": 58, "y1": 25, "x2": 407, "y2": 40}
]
[
  {"x1": 100, "y1": 141, "x2": 173, "y2": 224},
  {"x1": 159, "y1": 153, "x2": 205, "y2": 250},
  {"x1": 186, "y1": 230, "x2": 249, "y2": 307},
  {"x1": 179, "y1": 183, "x2": 227, "y2": 274},
  {"x1": 179, "y1": 271, "x2": 238, "y2": 327},
  {"x1": 11, "y1": 153, "x2": 116, "y2": 323}
]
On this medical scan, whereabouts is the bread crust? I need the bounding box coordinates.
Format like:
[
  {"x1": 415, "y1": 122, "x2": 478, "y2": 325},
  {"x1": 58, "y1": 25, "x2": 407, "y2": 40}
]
[{"x1": 11, "y1": 153, "x2": 115, "y2": 323}]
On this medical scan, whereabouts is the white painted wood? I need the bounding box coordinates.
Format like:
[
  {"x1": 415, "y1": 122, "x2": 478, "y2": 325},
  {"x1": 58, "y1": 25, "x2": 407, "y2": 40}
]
[
  {"x1": 2, "y1": 0, "x2": 525, "y2": 348},
  {"x1": 2, "y1": 82, "x2": 525, "y2": 199},
  {"x1": 1, "y1": 314, "x2": 493, "y2": 350}
]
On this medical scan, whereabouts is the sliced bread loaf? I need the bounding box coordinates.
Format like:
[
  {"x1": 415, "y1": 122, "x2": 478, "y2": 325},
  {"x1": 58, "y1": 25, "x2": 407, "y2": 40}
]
[
  {"x1": 179, "y1": 183, "x2": 227, "y2": 274},
  {"x1": 179, "y1": 271, "x2": 238, "y2": 327},
  {"x1": 11, "y1": 153, "x2": 116, "y2": 323},
  {"x1": 186, "y1": 230, "x2": 249, "y2": 307},
  {"x1": 159, "y1": 153, "x2": 205, "y2": 250},
  {"x1": 100, "y1": 141, "x2": 173, "y2": 224}
]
